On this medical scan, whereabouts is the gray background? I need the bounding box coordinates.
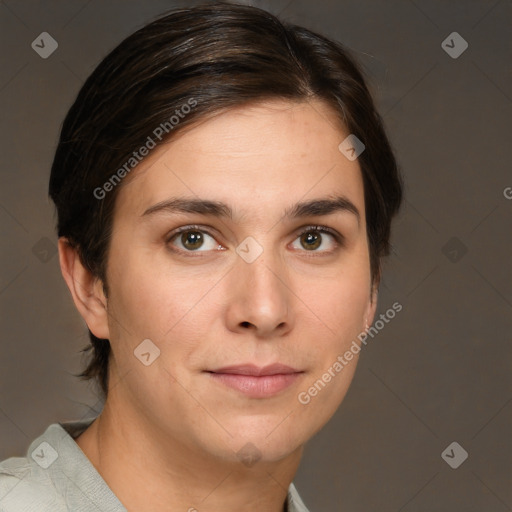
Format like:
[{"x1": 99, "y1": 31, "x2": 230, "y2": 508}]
[{"x1": 1, "y1": 1, "x2": 511, "y2": 511}]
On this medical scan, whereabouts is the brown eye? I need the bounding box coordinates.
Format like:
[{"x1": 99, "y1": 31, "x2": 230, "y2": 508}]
[
  {"x1": 167, "y1": 226, "x2": 222, "y2": 253},
  {"x1": 291, "y1": 226, "x2": 341, "y2": 253},
  {"x1": 300, "y1": 231, "x2": 322, "y2": 250},
  {"x1": 180, "y1": 230, "x2": 204, "y2": 250}
]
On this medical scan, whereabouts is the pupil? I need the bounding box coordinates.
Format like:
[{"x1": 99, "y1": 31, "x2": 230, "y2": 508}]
[
  {"x1": 303, "y1": 231, "x2": 320, "y2": 250},
  {"x1": 183, "y1": 231, "x2": 203, "y2": 250}
]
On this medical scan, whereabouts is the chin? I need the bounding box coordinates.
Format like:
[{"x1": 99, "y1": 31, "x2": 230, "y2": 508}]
[{"x1": 205, "y1": 417, "x2": 308, "y2": 465}]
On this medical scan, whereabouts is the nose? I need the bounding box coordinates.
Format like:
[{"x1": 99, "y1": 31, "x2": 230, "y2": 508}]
[{"x1": 224, "y1": 249, "x2": 293, "y2": 338}]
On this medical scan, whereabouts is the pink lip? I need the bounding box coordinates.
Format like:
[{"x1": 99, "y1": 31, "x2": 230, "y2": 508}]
[
  {"x1": 210, "y1": 363, "x2": 300, "y2": 376},
  {"x1": 207, "y1": 364, "x2": 303, "y2": 398}
]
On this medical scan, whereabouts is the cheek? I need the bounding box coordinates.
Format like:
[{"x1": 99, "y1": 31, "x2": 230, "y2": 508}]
[
  {"x1": 294, "y1": 276, "x2": 369, "y2": 426},
  {"x1": 308, "y1": 267, "x2": 370, "y2": 342},
  {"x1": 108, "y1": 272, "x2": 167, "y2": 336},
  {"x1": 106, "y1": 249, "x2": 220, "y2": 356}
]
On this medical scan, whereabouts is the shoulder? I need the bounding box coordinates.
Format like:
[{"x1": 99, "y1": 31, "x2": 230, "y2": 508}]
[
  {"x1": 0, "y1": 453, "x2": 66, "y2": 511},
  {"x1": 0, "y1": 418, "x2": 125, "y2": 512},
  {"x1": 0, "y1": 422, "x2": 89, "y2": 511}
]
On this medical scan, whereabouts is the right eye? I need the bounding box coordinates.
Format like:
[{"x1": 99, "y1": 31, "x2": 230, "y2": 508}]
[{"x1": 166, "y1": 225, "x2": 224, "y2": 254}]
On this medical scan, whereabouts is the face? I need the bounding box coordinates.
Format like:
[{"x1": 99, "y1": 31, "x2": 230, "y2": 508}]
[{"x1": 96, "y1": 99, "x2": 377, "y2": 463}]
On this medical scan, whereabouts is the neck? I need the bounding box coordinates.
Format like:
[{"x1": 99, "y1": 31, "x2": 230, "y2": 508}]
[{"x1": 75, "y1": 394, "x2": 303, "y2": 512}]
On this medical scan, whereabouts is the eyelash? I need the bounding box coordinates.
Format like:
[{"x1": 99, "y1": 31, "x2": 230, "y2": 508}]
[{"x1": 165, "y1": 224, "x2": 344, "y2": 256}]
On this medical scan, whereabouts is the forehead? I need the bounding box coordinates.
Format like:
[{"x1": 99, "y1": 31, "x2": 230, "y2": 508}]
[{"x1": 114, "y1": 99, "x2": 365, "y2": 224}]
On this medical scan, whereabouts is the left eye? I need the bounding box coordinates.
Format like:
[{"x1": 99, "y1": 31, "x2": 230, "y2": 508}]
[{"x1": 290, "y1": 226, "x2": 340, "y2": 253}]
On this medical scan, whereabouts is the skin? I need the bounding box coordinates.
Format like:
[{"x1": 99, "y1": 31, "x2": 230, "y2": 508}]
[{"x1": 59, "y1": 98, "x2": 378, "y2": 512}]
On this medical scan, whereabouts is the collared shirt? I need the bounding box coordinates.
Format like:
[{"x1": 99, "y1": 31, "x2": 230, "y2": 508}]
[{"x1": 0, "y1": 417, "x2": 311, "y2": 512}]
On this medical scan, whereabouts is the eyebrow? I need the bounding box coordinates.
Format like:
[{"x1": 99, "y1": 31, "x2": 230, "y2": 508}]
[{"x1": 141, "y1": 195, "x2": 360, "y2": 225}]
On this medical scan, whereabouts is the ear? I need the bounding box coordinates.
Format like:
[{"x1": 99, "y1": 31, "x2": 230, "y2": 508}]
[
  {"x1": 58, "y1": 237, "x2": 110, "y2": 340},
  {"x1": 363, "y1": 279, "x2": 379, "y2": 329}
]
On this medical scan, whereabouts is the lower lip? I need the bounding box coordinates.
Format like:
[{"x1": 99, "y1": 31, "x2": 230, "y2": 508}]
[{"x1": 208, "y1": 372, "x2": 302, "y2": 398}]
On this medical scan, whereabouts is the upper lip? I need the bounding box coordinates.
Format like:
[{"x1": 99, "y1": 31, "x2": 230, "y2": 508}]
[{"x1": 208, "y1": 363, "x2": 301, "y2": 376}]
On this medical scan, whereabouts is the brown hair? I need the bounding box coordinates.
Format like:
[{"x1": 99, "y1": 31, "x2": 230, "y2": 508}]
[{"x1": 49, "y1": 1, "x2": 403, "y2": 400}]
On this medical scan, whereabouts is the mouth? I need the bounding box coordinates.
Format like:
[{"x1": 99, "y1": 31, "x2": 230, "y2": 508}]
[{"x1": 205, "y1": 363, "x2": 304, "y2": 398}]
